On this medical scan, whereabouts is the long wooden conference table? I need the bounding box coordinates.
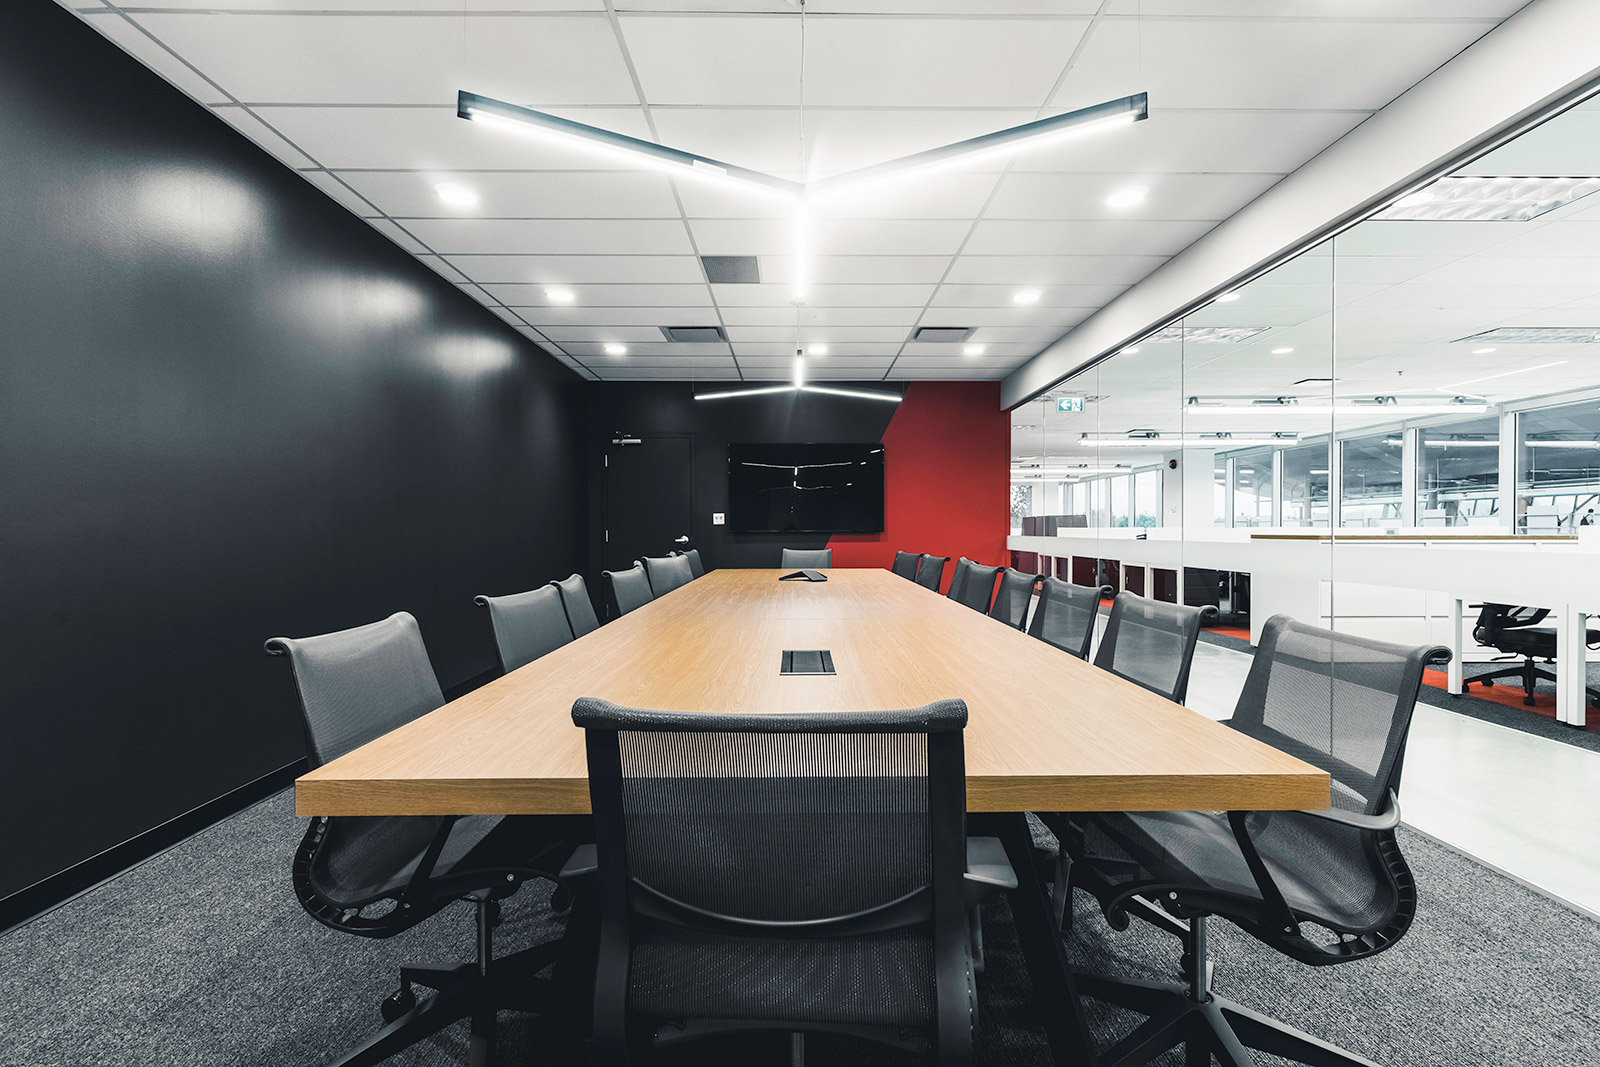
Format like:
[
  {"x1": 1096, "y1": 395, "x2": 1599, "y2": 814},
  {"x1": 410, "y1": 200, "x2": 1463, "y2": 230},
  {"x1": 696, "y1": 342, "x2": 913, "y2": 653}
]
[{"x1": 298, "y1": 567, "x2": 1329, "y2": 1064}]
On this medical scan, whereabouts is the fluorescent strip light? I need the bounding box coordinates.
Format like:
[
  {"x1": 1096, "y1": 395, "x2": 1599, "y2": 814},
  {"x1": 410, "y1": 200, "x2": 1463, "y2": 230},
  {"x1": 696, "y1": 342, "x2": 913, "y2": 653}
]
[
  {"x1": 1079, "y1": 437, "x2": 1293, "y2": 448},
  {"x1": 1423, "y1": 440, "x2": 1497, "y2": 447},
  {"x1": 695, "y1": 385, "x2": 800, "y2": 401},
  {"x1": 793, "y1": 355, "x2": 805, "y2": 389},
  {"x1": 1527, "y1": 440, "x2": 1600, "y2": 449},
  {"x1": 800, "y1": 385, "x2": 902, "y2": 403},
  {"x1": 1187, "y1": 403, "x2": 1488, "y2": 415},
  {"x1": 459, "y1": 92, "x2": 801, "y2": 202},
  {"x1": 808, "y1": 94, "x2": 1147, "y2": 202}
]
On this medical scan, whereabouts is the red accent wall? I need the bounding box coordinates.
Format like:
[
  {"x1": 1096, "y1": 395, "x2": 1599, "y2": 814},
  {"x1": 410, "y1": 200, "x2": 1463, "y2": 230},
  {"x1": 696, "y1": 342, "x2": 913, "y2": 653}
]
[{"x1": 826, "y1": 381, "x2": 1010, "y2": 591}]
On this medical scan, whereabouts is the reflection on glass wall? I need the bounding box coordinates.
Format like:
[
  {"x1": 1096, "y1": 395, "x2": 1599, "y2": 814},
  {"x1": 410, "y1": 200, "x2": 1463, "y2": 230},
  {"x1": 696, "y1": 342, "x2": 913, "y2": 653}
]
[
  {"x1": 1418, "y1": 415, "x2": 1498, "y2": 526},
  {"x1": 1517, "y1": 399, "x2": 1600, "y2": 531},
  {"x1": 1340, "y1": 433, "x2": 1404, "y2": 528},
  {"x1": 1280, "y1": 442, "x2": 1331, "y2": 527},
  {"x1": 1231, "y1": 448, "x2": 1274, "y2": 527}
]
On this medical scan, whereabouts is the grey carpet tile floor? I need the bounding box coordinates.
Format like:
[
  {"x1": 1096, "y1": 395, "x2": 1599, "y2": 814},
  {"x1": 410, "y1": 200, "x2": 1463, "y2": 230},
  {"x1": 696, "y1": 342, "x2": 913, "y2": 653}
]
[{"x1": 3, "y1": 790, "x2": 1598, "y2": 1066}]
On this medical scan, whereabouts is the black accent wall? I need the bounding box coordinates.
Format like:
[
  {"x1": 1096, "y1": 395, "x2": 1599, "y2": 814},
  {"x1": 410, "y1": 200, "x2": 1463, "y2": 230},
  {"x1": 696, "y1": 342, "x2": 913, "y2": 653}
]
[{"x1": 0, "y1": 5, "x2": 587, "y2": 904}]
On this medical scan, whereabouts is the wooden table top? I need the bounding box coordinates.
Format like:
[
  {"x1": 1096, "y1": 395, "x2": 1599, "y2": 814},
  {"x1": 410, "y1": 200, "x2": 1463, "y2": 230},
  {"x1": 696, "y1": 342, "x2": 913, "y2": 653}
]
[{"x1": 296, "y1": 568, "x2": 1329, "y2": 817}]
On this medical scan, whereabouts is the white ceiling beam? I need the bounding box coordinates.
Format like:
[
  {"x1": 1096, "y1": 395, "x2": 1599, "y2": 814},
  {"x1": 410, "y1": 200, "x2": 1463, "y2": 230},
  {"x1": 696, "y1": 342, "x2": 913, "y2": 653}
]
[{"x1": 1002, "y1": 0, "x2": 1600, "y2": 409}]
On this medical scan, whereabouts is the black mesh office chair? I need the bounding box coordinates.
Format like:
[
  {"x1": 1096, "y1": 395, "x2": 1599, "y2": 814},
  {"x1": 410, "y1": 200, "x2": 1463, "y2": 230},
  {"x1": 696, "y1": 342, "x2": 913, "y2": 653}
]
[
  {"x1": 556, "y1": 573, "x2": 601, "y2": 639},
  {"x1": 781, "y1": 547, "x2": 833, "y2": 568},
  {"x1": 1057, "y1": 616, "x2": 1448, "y2": 1067},
  {"x1": 914, "y1": 554, "x2": 949, "y2": 592},
  {"x1": 605, "y1": 563, "x2": 654, "y2": 617},
  {"x1": 1466, "y1": 602, "x2": 1600, "y2": 706},
  {"x1": 892, "y1": 550, "x2": 921, "y2": 581},
  {"x1": 265, "y1": 613, "x2": 573, "y2": 1067},
  {"x1": 474, "y1": 584, "x2": 574, "y2": 673},
  {"x1": 641, "y1": 554, "x2": 694, "y2": 596},
  {"x1": 677, "y1": 548, "x2": 707, "y2": 579},
  {"x1": 989, "y1": 569, "x2": 1042, "y2": 630},
  {"x1": 948, "y1": 560, "x2": 1002, "y2": 614},
  {"x1": 1093, "y1": 592, "x2": 1209, "y2": 704},
  {"x1": 946, "y1": 558, "x2": 973, "y2": 602},
  {"x1": 570, "y1": 697, "x2": 1013, "y2": 1066},
  {"x1": 1027, "y1": 577, "x2": 1111, "y2": 660}
]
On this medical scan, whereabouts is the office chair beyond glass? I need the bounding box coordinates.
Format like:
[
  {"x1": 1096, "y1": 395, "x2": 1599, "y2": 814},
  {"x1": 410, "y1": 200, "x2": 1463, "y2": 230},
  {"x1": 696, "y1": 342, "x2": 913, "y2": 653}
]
[
  {"x1": 1027, "y1": 577, "x2": 1111, "y2": 660},
  {"x1": 1093, "y1": 592, "x2": 1209, "y2": 704},
  {"x1": 988, "y1": 569, "x2": 1042, "y2": 630},
  {"x1": 1055, "y1": 617, "x2": 1448, "y2": 1067},
  {"x1": 556, "y1": 572, "x2": 601, "y2": 639},
  {"x1": 474, "y1": 583, "x2": 574, "y2": 673},
  {"x1": 1466, "y1": 602, "x2": 1600, "y2": 706},
  {"x1": 891, "y1": 550, "x2": 921, "y2": 581},
  {"x1": 570, "y1": 697, "x2": 1014, "y2": 1066},
  {"x1": 947, "y1": 560, "x2": 1002, "y2": 614},
  {"x1": 605, "y1": 563, "x2": 654, "y2": 617},
  {"x1": 781, "y1": 547, "x2": 833, "y2": 568},
  {"x1": 265, "y1": 613, "x2": 574, "y2": 1067},
  {"x1": 641, "y1": 554, "x2": 694, "y2": 596},
  {"x1": 914, "y1": 554, "x2": 949, "y2": 592}
]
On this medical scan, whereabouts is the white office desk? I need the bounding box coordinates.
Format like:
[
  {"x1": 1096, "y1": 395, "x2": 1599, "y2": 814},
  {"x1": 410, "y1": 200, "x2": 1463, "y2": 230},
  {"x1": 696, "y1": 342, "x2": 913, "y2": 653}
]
[{"x1": 1008, "y1": 529, "x2": 1600, "y2": 726}]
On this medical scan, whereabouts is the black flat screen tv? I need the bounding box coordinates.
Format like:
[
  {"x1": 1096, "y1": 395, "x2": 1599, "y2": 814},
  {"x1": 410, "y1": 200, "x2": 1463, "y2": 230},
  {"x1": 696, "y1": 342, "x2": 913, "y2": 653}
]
[{"x1": 727, "y1": 443, "x2": 885, "y2": 534}]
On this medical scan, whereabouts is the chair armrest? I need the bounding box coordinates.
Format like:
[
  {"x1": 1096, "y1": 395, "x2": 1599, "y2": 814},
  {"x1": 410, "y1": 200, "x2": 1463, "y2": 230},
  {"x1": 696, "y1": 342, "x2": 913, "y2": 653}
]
[
  {"x1": 559, "y1": 843, "x2": 598, "y2": 882},
  {"x1": 964, "y1": 835, "x2": 1018, "y2": 909},
  {"x1": 1299, "y1": 791, "x2": 1400, "y2": 832}
]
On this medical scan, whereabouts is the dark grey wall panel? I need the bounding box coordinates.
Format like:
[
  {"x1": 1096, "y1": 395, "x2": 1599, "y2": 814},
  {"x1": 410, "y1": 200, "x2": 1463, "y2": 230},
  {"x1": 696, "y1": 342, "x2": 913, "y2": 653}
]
[{"x1": 0, "y1": 4, "x2": 587, "y2": 902}]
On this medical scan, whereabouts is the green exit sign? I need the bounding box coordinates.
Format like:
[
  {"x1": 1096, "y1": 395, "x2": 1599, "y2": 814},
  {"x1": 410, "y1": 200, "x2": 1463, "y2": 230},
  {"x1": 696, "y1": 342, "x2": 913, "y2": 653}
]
[{"x1": 1057, "y1": 397, "x2": 1086, "y2": 412}]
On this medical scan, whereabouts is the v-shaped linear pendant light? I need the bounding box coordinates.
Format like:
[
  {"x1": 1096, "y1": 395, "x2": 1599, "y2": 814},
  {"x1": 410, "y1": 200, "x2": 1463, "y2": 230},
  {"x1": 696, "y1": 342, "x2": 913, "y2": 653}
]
[{"x1": 456, "y1": 89, "x2": 1149, "y2": 401}]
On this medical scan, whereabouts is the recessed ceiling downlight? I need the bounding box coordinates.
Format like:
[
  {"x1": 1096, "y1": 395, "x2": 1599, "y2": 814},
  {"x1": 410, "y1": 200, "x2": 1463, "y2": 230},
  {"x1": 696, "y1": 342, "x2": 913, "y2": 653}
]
[
  {"x1": 604, "y1": 343, "x2": 627, "y2": 356},
  {"x1": 433, "y1": 182, "x2": 479, "y2": 206},
  {"x1": 963, "y1": 343, "x2": 986, "y2": 356},
  {"x1": 1106, "y1": 185, "x2": 1148, "y2": 208},
  {"x1": 544, "y1": 288, "x2": 575, "y2": 303}
]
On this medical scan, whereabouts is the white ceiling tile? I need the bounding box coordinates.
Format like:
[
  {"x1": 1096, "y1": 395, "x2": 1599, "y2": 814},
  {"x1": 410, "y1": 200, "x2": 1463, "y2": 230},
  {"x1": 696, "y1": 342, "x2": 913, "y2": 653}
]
[
  {"x1": 886, "y1": 366, "x2": 1007, "y2": 379},
  {"x1": 740, "y1": 356, "x2": 894, "y2": 370},
  {"x1": 944, "y1": 256, "x2": 1165, "y2": 286},
  {"x1": 208, "y1": 107, "x2": 316, "y2": 168},
  {"x1": 1459, "y1": 109, "x2": 1600, "y2": 176},
  {"x1": 805, "y1": 18, "x2": 1091, "y2": 108},
  {"x1": 1329, "y1": 221, "x2": 1522, "y2": 258},
  {"x1": 490, "y1": 283, "x2": 712, "y2": 307},
  {"x1": 248, "y1": 106, "x2": 650, "y2": 170},
  {"x1": 722, "y1": 305, "x2": 925, "y2": 327},
  {"x1": 618, "y1": 15, "x2": 800, "y2": 107},
  {"x1": 341, "y1": 170, "x2": 682, "y2": 220},
  {"x1": 713, "y1": 283, "x2": 936, "y2": 306},
  {"x1": 402, "y1": 218, "x2": 694, "y2": 255},
  {"x1": 811, "y1": 173, "x2": 1005, "y2": 220},
  {"x1": 299, "y1": 170, "x2": 381, "y2": 217},
  {"x1": 539, "y1": 325, "x2": 679, "y2": 343},
  {"x1": 1471, "y1": 221, "x2": 1600, "y2": 259},
  {"x1": 1405, "y1": 256, "x2": 1600, "y2": 288},
  {"x1": 686, "y1": 218, "x2": 796, "y2": 256},
  {"x1": 986, "y1": 171, "x2": 1283, "y2": 222},
  {"x1": 931, "y1": 282, "x2": 1129, "y2": 307},
  {"x1": 130, "y1": 13, "x2": 635, "y2": 106},
  {"x1": 366, "y1": 218, "x2": 429, "y2": 254},
  {"x1": 813, "y1": 219, "x2": 973, "y2": 257},
  {"x1": 83, "y1": 11, "x2": 229, "y2": 104},
  {"x1": 453, "y1": 256, "x2": 706, "y2": 286},
  {"x1": 804, "y1": 109, "x2": 1036, "y2": 178},
  {"x1": 566, "y1": 343, "x2": 732, "y2": 357},
  {"x1": 519, "y1": 309, "x2": 718, "y2": 329},
  {"x1": 648, "y1": 109, "x2": 805, "y2": 181},
  {"x1": 725, "y1": 326, "x2": 913, "y2": 344},
  {"x1": 921, "y1": 306, "x2": 1089, "y2": 330},
  {"x1": 415, "y1": 255, "x2": 469, "y2": 284},
  {"x1": 962, "y1": 218, "x2": 1216, "y2": 257},
  {"x1": 734, "y1": 342, "x2": 905, "y2": 357},
  {"x1": 1103, "y1": 1, "x2": 1524, "y2": 14},
  {"x1": 117, "y1": 0, "x2": 604, "y2": 8},
  {"x1": 1016, "y1": 109, "x2": 1368, "y2": 175},
  {"x1": 485, "y1": 305, "x2": 531, "y2": 328}
]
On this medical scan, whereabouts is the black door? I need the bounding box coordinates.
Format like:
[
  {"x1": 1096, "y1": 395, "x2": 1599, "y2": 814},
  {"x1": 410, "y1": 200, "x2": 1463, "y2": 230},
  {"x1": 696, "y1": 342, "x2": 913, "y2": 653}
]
[{"x1": 604, "y1": 434, "x2": 693, "y2": 573}]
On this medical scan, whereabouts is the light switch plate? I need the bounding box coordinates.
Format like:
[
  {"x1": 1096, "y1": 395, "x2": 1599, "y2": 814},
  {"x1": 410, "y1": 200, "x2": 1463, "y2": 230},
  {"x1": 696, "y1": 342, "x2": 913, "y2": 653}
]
[{"x1": 712, "y1": 512, "x2": 725, "y2": 525}]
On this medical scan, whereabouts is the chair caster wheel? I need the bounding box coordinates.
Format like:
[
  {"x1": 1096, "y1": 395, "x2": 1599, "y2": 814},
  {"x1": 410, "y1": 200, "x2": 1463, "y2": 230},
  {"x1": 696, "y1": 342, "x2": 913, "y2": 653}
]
[
  {"x1": 550, "y1": 885, "x2": 572, "y2": 913},
  {"x1": 1481, "y1": 680, "x2": 1493, "y2": 687},
  {"x1": 381, "y1": 988, "x2": 417, "y2": 1022}
]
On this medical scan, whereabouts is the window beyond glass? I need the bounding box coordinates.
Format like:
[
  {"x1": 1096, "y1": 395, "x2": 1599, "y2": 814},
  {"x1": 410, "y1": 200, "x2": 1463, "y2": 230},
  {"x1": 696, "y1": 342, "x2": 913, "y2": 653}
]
[
  {"x1": 1341, "y1": 433, "x2": 1404, "y2": 527},
  {"x1": 1232, "y1": 449, "x2": 1273, "y2": 527},
  {"x1": 1516, "y1": 400, "x2": 1600, "y2": 532},
  {"x1": 1280, "y1": 442, "x2": 1331, "y2": 527},
  {"x1": 1417, "y1": 415, "x2": 1499, "y2": 527}
]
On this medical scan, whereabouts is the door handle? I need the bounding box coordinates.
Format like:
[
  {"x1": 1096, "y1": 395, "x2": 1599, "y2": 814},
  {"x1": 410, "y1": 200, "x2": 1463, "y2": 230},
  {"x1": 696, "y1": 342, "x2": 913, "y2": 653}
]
[{"x1": 674, "y1": 535, "x2": 690, "y2": 544}]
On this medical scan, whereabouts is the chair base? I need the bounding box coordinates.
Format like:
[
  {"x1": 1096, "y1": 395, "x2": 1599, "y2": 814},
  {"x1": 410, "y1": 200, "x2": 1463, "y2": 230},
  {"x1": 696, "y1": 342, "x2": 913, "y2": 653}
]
[
  {"x1": 1467, "y1": 659, "x2": 1600, "y2": 707},
  {"x1": 1077, "y1": 972, "x2": 1381, "y2": 1067},
  {"x1": 327, "y1": 911, "x2": 573, "y2": 1067}
]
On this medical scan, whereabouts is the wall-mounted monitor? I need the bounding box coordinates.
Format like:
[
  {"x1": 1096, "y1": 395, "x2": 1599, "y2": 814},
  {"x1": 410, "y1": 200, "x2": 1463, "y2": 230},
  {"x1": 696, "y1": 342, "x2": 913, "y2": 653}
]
[{"x1": 727, "y1": 443, "x2": 885, "y2": 534}]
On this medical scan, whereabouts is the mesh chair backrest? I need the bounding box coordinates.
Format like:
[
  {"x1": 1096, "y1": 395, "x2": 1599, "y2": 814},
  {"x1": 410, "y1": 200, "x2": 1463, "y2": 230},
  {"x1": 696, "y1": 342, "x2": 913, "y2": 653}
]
[
  {"x1": 1473, "y1": 602, "x2": 1549, "y2": 642},
  {"x1": 475, "y1": 584, "x2": 574, "y2": 673},
  {"x1": 642, "y1": 554, "x2": 694, "y2": 596},
  {"x1": 1230, "y1": 615, "x2": 1442, "y2": 814},
  {"x1": 891, "y1": 550, "x2": 920, "y2": 580},
  {"x1": 914, "y1": 554, "x2": 948, "y2": 591},
  {"x1": 265, "y1": 612, "x2": 443, "y2": 767},
  {"x1": 989, "y1": 569, "x2": 1041, "y2": 628},
  {"x1": 1093, "y1": 592, "x2": 1205, "y2": 703},
  {"x1": 575, "y1": 698, "x2": 968, "y2": 925},
  {"x1": 1027, "y1": 577, "x2": 1105, "y2": 660},
  {"x1": 556, "y1": 573, "x2": 601, "y2": 638},
  {"x1": 681, "y1": 548, "x2": 706, "y2": 579},
  {"x1": 945, "y1": 558, "x2": 972, "y2": 601},
  {"x1": 606, "y1": 564, "x2": 655, "y2": 616},
  {"x1": 948, "y1": 561, "x2": 1000, "y2": 613},
  {"x1": 781, "y1": 547, "x2": 833, "y2": 569}
]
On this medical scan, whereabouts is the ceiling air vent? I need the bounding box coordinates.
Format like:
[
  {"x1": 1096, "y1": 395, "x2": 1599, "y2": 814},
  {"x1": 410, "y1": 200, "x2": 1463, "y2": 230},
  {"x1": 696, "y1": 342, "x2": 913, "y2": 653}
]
[
  {"x1": 912, "y1": 326, "x2": 974, "y2": 343},
  {"x1": 660, "y1": 326, "x2": 727, "y2": 343},
  {"x1": 701, "y1": 255, "x2": 761, "y2": 284}
]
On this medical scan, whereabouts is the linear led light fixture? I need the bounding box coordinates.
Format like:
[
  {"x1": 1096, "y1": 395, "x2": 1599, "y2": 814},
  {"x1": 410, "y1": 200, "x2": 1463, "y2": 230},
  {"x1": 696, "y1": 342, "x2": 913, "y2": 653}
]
[
  {"x1": 1185, "y1": 397, "x2": 1488, "y2": 415},
  {"x1": 458, "y1": 91, "x2": 802, "y2": 202},
  {"x1": 695, "y1": 384, "x2": 902, "y2": 403},
  {"x1": 807, "y1": 93, "x2": 1148, "y2": 202},
  {"x1": 1078, "y1": 433, "x2": 1297, "y2": 448}
]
